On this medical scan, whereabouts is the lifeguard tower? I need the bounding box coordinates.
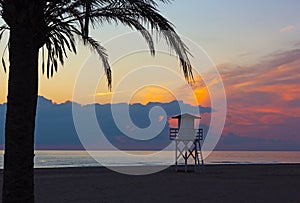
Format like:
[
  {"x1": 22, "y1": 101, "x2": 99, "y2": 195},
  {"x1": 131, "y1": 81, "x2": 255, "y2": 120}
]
[{"x1": 169, "y1": 113, "x2": 204, "y2": 172}]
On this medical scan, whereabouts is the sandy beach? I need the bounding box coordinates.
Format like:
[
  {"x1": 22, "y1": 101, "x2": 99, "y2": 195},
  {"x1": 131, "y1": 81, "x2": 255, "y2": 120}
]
[{"x1": 0, "y1": 164, "x2": 300, "y2": 202}]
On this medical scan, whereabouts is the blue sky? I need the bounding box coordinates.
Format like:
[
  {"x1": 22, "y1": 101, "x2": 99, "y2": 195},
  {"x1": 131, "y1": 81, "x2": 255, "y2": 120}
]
[
  {"x1": 0, "y1": 1, "x2": 299, "y2": 149},
  {"x1": 158, "y1": 0, "x2": 300, "y2": 63}
]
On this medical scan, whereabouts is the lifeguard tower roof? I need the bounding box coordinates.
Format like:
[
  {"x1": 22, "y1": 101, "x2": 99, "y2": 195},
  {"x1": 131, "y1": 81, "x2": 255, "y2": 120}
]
[{"x1": 171, "y1": 113, "x2": 201, "y2": 119}]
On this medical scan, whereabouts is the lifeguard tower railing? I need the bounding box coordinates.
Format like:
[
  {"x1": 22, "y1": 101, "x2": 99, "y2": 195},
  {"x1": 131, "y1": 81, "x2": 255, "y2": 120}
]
[
  {"x1": 170, "y1": 128, "x2": 205, "y2": 172},
  {"x1": 170, "y1": 128, "x2": 204, "y2": 141}
]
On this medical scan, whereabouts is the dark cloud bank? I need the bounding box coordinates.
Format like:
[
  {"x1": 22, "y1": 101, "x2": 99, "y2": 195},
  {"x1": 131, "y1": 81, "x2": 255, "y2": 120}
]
[{"x1": 0, "y1": 97, "x2": 299, "y2": 151}]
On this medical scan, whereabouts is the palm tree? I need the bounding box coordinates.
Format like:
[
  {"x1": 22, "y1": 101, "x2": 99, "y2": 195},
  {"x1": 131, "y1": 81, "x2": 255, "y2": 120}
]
[{"x1": 0, "y1": 0, "x2": 193, "y2": 202}]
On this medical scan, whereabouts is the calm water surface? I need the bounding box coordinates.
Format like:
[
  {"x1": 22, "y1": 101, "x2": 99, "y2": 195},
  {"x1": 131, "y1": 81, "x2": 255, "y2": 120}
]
[{"x1": 0, "y1": 150, "x2": 300, "y2": 168}]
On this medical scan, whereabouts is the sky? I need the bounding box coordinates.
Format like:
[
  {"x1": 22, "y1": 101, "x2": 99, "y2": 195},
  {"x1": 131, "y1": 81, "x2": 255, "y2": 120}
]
[{"x1": 0, "y1": 0, "x2": 300, "y2": 149}]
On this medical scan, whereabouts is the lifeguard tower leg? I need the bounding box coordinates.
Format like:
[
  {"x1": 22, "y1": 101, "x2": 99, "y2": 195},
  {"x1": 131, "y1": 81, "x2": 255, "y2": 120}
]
[
  {"x1": 199, "y1": 140, "x2": 205, "y2": 172},
  {"x1": 184, "y1": 144, "x2": 188, "y2": 172},
  {"x1": 175, "y1": 140, "x2": 178, "y2": 171},
  {"x1": 194, "y1": 140, "x2": 199, "y2": 172}
]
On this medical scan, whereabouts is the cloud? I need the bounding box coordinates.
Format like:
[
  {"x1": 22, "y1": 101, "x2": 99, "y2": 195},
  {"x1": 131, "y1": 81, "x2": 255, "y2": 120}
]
[
  {"x1": 1, "y1": 92, "x2": 299, "y2": 151},
  {"x1": 94, "y1": 91, "x2": 124, "y2": 97},
  {"x1": 170, "y1": 75, "x2": 211, "y2": 107},
  {"x1": 280, "y1": 23, "x2": 300, "y2": 33},
  {"x1": 294, "y1": 41, "x2": 300, "y2": 47},
  {"x1": 216, "y1": 132, "x2": 300, "y2": 151},
  {"x1": 1, "y1": 48, "x2": 299, "y2": 151},
  {"x1": 0, "y1": 97, "x2": 211, "y2": 150},
  {"x1": 218, "y1": 49, "x2": 300, "y2": 142},
  {"x1": 280, "y1": 25, "x2": 296, "y2": 33}
]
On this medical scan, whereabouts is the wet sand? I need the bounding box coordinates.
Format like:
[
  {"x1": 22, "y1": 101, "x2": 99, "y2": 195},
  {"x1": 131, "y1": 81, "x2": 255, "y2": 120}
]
[{"x1": 1, "y1": 164, "x2": 300, "y2": 202}]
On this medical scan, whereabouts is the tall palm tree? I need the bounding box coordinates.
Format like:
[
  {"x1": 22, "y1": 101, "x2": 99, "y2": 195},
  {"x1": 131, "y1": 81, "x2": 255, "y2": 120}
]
[{"x1": 0, "y1": 0, "x2": 193, "y2": 202}]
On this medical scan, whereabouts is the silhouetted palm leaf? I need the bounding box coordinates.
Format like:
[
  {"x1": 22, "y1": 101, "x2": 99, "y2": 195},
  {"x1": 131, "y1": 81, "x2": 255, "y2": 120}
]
[
  {"x1": 0, "y1": 0, "x2": 194, "y2": 87},
  {"x1": 0, "y1": 1, "x2": 194, "y2": 202},
  {"x1": 0, "y1": 25, "x2": 9, "y2": 73}
]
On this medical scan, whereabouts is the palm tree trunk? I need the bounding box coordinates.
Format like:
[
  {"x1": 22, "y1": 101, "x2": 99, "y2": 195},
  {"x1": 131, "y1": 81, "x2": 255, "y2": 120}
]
[{"x1": 2, "y1": 25, "x2": 39, "y2": 203}]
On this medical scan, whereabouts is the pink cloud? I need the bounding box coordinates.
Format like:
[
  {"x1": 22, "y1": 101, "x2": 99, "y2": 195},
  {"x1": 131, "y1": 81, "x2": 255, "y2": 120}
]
[
  {"x1": 218, "y1": 49, "x2": 300, "y2": 142},
  {"x1": 280, "y1": 23, "x2": 300, "y2": 33}
]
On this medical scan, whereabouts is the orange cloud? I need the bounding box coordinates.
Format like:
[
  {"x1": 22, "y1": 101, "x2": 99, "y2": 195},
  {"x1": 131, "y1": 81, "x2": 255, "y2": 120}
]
[
  {"x1": 109, "y1": 74, "x2": 212, "y2": 107},
  {"x1": 220, "y1": 49, "x2": 300, "y2": 140},
  {"x1": 94, "y1": 91, "x2": 124, "y2": 97},
  {"x1": 129, "y1": 86, "x2": 176, "y2": 105},
  {"x1": 252, "y1": 108, "x2": 281, "y2": 114}
]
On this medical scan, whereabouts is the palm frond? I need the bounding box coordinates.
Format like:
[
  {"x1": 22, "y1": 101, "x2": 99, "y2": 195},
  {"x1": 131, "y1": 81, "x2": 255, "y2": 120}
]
[
  {"x1": 86, "y1": 0, "x2": 194, "y2": 82},
  {"x1": 0, "y1": 24, "x2": 9, "y2": 73},
  {"x1": 81, "y1": 36, "x2": 112, "y2": 89},
  {"x1": 1, "y1": 0, "x2": 193, "y2": 88}
]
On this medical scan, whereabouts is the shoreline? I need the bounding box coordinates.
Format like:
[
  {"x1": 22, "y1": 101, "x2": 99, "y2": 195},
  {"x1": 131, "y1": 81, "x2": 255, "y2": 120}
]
[
  {"x1": 1, "y1": 164, "x2": 300, "y2": 202},
  {"x1": 2, "y1": 150, "x2": 300, "y2": 169},
  {"x1": 22, "y1": 162, "x2": 300, "y2": 170}
]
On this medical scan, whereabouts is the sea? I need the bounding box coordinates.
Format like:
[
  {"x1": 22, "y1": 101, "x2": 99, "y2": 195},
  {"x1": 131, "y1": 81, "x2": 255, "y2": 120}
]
[{"x1": 1, "y1": 150, "x2": 300, "y2": 169}]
